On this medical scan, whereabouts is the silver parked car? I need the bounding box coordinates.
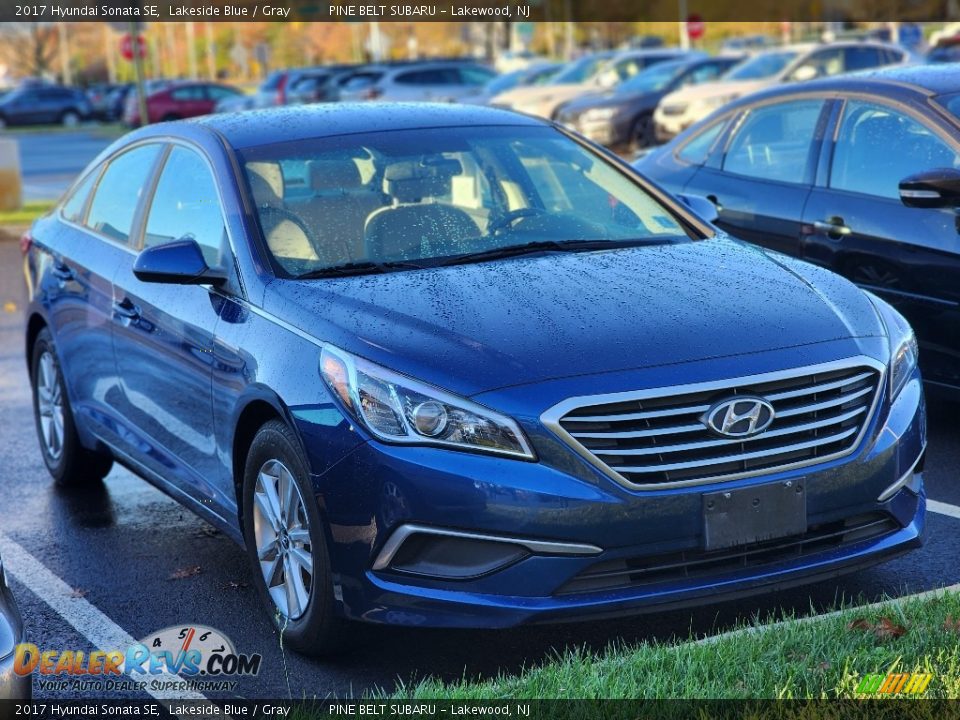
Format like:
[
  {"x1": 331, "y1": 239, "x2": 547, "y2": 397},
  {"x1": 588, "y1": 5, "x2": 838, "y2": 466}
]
[
  {"x1": 0, "y1": 551, "x2": 28, "y2": 699},
  {"x1": 356, "y1": 62, "x2": 497, "y2": 103}
]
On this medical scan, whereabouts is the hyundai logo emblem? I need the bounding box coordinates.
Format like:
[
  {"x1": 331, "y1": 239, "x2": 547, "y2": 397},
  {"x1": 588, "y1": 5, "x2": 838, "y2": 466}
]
[{"x1": 703, "y1": 396, "x2": 776, "y2": 438}]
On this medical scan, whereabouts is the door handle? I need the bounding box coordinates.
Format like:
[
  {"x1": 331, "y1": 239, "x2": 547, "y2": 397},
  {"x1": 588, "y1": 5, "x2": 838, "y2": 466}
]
[
  {"x1": 112, "y1": 298, "x2": 141, "y2": 325},
  {"x1": 813, "y1": 217, "x2": 852, "y2": 237}
]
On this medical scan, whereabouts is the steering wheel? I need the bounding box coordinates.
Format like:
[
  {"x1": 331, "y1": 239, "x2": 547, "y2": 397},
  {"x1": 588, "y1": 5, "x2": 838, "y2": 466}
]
[{"x1": 488, "y1": 207, "x2": 548, "y2": 234}]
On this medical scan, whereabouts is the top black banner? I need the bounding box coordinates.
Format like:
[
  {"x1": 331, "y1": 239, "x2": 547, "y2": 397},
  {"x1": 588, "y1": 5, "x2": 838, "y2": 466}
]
[{"x1": 1, "y1": 0, "x2": 956, "y2": 23}]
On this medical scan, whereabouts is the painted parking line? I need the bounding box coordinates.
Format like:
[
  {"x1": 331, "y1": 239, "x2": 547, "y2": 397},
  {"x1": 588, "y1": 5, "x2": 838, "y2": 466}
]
[
  {"x1": 928, "y1": 499, "x2": 960, "y2": 521},
  {"x1": 0, "y1": 531, "x2": 208, "y2": 703}
]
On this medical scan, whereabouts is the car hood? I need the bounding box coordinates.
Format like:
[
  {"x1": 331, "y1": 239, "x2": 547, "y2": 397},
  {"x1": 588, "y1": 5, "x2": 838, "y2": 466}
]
[
  {"x1": 660, "y1": 78, "x2": 770, "y2": 106},
  {"x1": 263, "y1": 237, "x2": 885, "y2": 398},
  {"x1": 495, "y1": 83, "x2": 591, "y2": 107},
  {"x1": 562, "y1": 89, "x2": 659, "y2": 114}
]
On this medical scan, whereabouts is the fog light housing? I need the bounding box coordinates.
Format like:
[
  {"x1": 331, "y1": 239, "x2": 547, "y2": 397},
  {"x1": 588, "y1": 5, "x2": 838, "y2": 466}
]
[{"x1": 387, "y1": 534, "x2": 528, "y2": 580}]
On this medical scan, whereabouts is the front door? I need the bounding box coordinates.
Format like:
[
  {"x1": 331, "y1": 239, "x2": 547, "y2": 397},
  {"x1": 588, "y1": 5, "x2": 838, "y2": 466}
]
[
  {"x1": 801, "y1": 98, "x2": 960, "y2": 390},
  {"x1": 110, "y1": 144, "x2": 237, "y2": 509},
  {"x1": 685, "y1": 97, "x2": 828, "y2": 256}
]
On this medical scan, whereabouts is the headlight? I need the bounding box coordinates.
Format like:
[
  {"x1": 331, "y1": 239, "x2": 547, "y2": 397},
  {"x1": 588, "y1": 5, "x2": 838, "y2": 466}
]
[
  {"x1": 320, "y1": 345, "x2": 535, "y2": 459},
  {"x1": 868, "y1": 294, "x2": 919, "y2": 400},
  {"x1": 582, "y1": 107, "x2": 619, "y2": 122}
]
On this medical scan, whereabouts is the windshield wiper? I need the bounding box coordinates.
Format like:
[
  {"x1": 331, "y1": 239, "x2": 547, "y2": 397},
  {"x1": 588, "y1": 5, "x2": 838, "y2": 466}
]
[
  {"x1": 296, "y1": 260, "x2": 426, "y2": 279},
  {"x1": 437, "y1": 237, "x2": 680, "y2": 267}
]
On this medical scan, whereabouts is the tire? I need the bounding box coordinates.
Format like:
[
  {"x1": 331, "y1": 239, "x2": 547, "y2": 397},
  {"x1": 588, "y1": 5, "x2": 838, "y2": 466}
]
[
  {"x1": 160, "y1": 113, "x2": 181, "y2": 122},
  {"x1": 242, "y1": 419, "x2": 346, "y2": 655},
  {"x1": 30, "y1": 328, "x2": 113, "y2": 485},
  {"x1": 630, "y1": 114, "x2": 654, "y2": 153},
  {"x1": 0, "y1": 115, "x2": 6, "y2": 130},
  {"x1": 60, "y1": 110, "x2": 80, "y2": 127}
]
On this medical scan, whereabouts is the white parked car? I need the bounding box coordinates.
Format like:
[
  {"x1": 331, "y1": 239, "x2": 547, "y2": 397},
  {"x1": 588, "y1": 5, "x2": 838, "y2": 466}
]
[{"x1": 653, "y1": 41, "x2": 910, "y2": 142}]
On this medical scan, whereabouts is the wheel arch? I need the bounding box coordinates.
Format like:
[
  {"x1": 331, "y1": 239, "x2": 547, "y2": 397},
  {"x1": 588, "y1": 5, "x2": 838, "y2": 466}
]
[
  {"x1": 230, "y1": 388, "x2": 306, "y2": 530},
  {"x1": 25, "y1": 312, "x2": 48, "y2": 379}
]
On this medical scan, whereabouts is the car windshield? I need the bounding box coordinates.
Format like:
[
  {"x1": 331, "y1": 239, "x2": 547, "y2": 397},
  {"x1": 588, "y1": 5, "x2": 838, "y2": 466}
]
[
  {"x1": 240, "y1": 125, "x2": 691, "y2": 277},
  {"x1": 615, "y1": 61, "x2": 686, "y2": 95},
  {"x1": 550, "y1": 55, "x2": 612, "y2": 84},
  {"x1": 725, "y1": 51, "x2": 798, "y2": 80}
]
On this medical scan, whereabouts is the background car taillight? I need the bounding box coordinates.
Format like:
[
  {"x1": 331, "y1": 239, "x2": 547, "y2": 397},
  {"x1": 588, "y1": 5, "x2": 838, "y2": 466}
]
[
  {"x1": 19, "y1": 231, "x2": 32, "y2": 255},
  {"x1": 276, "y1": 74, "x2": 288, "y2": 106},
  {"x1": 363, "y1": 87, "x2": 383, "y2": 101}
]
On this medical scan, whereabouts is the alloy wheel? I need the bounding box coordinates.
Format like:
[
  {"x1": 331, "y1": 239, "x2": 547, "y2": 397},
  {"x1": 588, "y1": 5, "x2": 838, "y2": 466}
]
[
  {"x1": 36, "y1": 351, "x2": 65, "y2": 462},
  {"x1": 252, "y1": 459, "x2": 313, "y2": 620}
]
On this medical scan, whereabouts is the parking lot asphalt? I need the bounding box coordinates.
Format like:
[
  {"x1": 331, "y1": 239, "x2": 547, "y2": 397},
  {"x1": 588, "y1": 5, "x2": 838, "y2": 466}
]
[
  {"x1": 0, "y1": 235, "x2": 958, "y2": 700},
  {"x1": 6, "y1": 128, "x2": 116, "y2": 202}
]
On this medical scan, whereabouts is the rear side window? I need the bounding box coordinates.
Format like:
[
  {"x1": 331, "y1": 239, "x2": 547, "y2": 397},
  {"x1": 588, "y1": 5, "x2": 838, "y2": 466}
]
[
  {"x1": 395, "y1": 69, "x2": 459, "y2": 85},
  {"x1": 677, "y1": 121, "x2": 725, "y2": 165},
  {"x1": 843, "y1": 46, "x2": 883, "y2": 72},
  {"x1": 86, "y1": 144, "x2": 162, "y2": 245},
  {"x1": 171, "y1": 86, "x2": 205, "y2": 101},
  {"x1": 61, "y1": 169, "x2": 100, "y2": 224},
  {"x1": 722, "y1": 100, "x2": 824, "y2": 183},
  {"x1": 144, "y1": 146, "x2": 227, "y2": 267}
]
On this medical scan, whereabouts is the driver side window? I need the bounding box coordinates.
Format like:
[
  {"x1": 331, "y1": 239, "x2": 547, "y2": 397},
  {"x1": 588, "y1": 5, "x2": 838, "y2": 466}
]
[
  {"x1": 144, "y1": 146, "x2": 228, "y2": 268},
  {"x1": 830, "y1": 101, "x2": 960, "y2": 200}
]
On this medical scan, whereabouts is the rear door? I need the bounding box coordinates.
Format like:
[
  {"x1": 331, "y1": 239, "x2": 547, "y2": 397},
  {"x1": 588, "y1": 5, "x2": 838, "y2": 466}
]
[
  {"x1": 109, "y1": 143, "x2": 237, "y2": 508},
  {"x1": 684, "y1": 96, "x2": 829, "y2": 255},
  {"x1": 46, "y1": 143, "x2": 165, "y2": 441},
  {"x1": 801, "y1": 97, "x2": 960, "y2": 389}
]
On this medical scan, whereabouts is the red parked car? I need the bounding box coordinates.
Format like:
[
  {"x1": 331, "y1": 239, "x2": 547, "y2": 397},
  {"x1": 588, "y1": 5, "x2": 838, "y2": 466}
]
[{"x1": 123, "y1": 81, "x2": 243, "y2": 126}]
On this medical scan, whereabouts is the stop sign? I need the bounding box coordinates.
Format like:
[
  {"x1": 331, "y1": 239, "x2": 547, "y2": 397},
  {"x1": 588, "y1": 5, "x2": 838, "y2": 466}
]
[
  {"x1": 120, "y1": 33, "x2": 146, "y2": 61},
  {"x1": 687, "y1": 14, "x2": 705, "y2": 41}
]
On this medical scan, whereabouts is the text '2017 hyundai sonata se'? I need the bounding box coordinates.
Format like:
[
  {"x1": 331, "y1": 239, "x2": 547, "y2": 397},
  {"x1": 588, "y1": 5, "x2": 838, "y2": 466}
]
[{"x1": 23, "y1": 104, "x2": 926, "y2": 655}]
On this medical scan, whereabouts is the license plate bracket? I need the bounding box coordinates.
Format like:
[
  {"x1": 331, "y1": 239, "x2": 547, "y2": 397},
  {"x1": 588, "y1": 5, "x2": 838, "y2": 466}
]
[{"x1": 703, "y1": 480, "x2": 807, "y2": 551}]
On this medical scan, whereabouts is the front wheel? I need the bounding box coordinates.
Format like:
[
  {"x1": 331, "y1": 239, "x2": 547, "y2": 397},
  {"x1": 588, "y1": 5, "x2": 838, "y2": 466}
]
[
  {"x1": 242, "y1": 420, "x2": 346, "y2": 656},
  {"x1": 31, "y1": 328, "x2": 113, "y2": 485},
  {"x1": 630, "y1": 114, "x2": 654, "y2": 153},
  {"x1": 60, "y1": 110, "x2": 80, "y2": 127}
]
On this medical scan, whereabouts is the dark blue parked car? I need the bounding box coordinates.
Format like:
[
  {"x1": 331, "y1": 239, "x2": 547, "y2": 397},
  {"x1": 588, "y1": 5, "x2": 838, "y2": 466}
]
[{"x1": 23, "y1": 103, "x2": 925, "y2": 655}]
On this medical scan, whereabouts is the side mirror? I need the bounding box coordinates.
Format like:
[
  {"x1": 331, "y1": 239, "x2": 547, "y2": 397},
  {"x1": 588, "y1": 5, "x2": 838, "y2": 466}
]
[
  {"x1": 679, "y1": 194, "x2": 719, "y2": 224},
  {"x1": 133, "y1": 238, "x2": 226, "y2": 285},
  {"x1": 790, "y1": 65, "x2": 818, "y2": 82},
  {"x1": 899, "y1": 168, "x2": 960, "y2": 209}
]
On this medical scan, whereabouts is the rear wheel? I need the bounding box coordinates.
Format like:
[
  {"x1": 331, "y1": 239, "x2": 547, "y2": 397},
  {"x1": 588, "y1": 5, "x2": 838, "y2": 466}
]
[
  {"x1": 242, "y1": 420, "x2": 346, "y2": 655},
  {"x1": 30, "y1": 328, "x2": 113, "y2": 485}
]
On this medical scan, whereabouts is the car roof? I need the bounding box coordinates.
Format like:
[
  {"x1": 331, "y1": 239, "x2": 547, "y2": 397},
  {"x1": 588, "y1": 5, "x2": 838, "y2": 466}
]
[
  {"x1": 189, "y1": 102, "x2": 547, "y2": 149},
  {"x1": 724, "y1": 63, "x2": 954, "y2": 109}
]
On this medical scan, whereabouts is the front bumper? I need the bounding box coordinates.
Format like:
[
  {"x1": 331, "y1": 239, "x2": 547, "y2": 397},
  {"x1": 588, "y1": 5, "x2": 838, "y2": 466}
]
[
  {"x1": 305, "y1": 349, "x2": 926, "y2": 629},
  {"x1": 0, "y1": 573, "x2": 29, "y2": 700}
]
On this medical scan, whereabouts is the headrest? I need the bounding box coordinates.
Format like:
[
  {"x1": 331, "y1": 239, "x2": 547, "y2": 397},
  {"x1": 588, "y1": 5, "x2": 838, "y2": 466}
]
[
  {"x1": 383, "y1": 159, "x2": 463, "y2": 203},
  {"x1": 247, "y1": 161, "x2": 284, "y2": 206},
  {"x1": 309, "y1": 158, "x2": 363, "y2": 191}
]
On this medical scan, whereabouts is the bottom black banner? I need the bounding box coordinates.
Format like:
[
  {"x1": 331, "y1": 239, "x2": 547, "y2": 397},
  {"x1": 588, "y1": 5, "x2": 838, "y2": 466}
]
[{"x1": 2, "y1": 700, "x2": 960, "y2": 720}]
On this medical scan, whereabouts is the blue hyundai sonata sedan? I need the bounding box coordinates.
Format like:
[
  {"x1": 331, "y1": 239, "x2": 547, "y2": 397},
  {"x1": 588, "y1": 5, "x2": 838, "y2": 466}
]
[{"x1": 23, "y1": 104, "x2": 925, "y2": 654}]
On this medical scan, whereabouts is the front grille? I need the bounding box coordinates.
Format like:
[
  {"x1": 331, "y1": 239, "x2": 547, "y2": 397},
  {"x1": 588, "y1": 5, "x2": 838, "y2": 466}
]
[
  {"x1": 660, "y1": 104, "x2": 687, "y2": 116},
  {"x1": 556, "y1": 512, "x2": 898, "y2": 596},
  {"x1": 549, "y1": 361, "x2": 882, "y2": 489}
]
